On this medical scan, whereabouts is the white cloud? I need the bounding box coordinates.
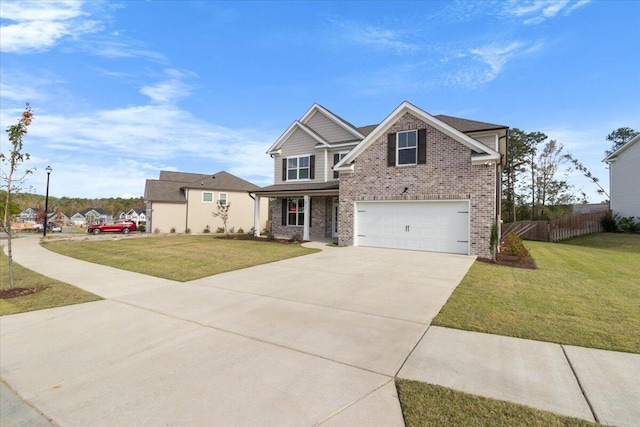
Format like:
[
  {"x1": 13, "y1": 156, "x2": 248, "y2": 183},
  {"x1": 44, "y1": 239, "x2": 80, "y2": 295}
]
[
  {"x1": 0, "y1": 0, "x2": 102, "y2": 53},
  {"x1": 329, "y1": 19, "x2": 418, "y2": 54},
  {"x1": 470, "y1": 41, "x2": 524, "y2": 75},
  {"x1": 140, "y1": 70, "x2": 195, "y2": 104},
  {"x1": 503, "y1": 0, "x2": 591, "y2": 25}
]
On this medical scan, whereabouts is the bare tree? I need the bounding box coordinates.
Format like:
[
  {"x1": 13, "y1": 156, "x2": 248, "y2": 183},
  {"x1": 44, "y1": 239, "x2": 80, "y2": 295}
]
[
  {"x1": 212, "y1": 201, "x2": 231, "y2": 233},
  {"x1": 1, "y1": 105, "x2": 35, "y2": 289}
]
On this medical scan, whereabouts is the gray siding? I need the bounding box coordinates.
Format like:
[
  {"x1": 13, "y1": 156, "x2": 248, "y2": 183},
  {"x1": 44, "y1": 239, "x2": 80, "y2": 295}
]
[
  {"x1": 274, "y1": 128, "x2": 326, "y2": 185},
  {"x1": 306, "y1": 111, "x2": 357, "y2": 143},
  {"x1": 610, "y1": 140, "x2": 640, "y2": 218}
]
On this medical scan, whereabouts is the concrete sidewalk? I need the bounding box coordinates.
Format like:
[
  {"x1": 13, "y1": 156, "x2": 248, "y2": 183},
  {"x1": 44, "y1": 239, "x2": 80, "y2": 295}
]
[{"x1": 2, "y1": 235, "x2": 639, "y2": 426}]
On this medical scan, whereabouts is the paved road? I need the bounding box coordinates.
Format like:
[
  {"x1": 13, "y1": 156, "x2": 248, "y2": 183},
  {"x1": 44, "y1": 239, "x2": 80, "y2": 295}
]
[{"x1": 2, "y1": 235, "x2": 639, "y2": 426}]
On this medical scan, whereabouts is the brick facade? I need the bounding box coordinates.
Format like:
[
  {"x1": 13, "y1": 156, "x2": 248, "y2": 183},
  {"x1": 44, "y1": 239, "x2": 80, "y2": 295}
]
[
  {"x1": 271, "y1": 196, "x2": 334, "y2": 239},
  {"x1": 338, "y1": 112, "x2": 497, "y2": 258}
]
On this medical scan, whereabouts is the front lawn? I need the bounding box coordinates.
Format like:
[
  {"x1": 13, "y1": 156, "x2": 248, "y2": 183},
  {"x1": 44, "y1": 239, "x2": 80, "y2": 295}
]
[
  {"x1": 397, "y1": 380, "x2": 595, "y2": 427},
  {"x1": 433, "y1": 233, "x2": 640, "y2": 353},
  {"x1": 43, "y1": 235, "x2": 320, "y2": 282},
  {"x1": 0, "y1": 248, "x2": 102, "y2": 315}
]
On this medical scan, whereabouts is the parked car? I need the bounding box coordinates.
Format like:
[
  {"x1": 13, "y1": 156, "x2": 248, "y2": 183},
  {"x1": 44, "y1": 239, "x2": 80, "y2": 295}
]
[
  {"x1": 31, "y1": 223, "x2": 43, "y2": 232},
  {"x1": 49, "y1": 224, "x2": 62, "y2": 232},
  {"x1": 87, "y1": 220, "x2": 136, "y2": 235}
]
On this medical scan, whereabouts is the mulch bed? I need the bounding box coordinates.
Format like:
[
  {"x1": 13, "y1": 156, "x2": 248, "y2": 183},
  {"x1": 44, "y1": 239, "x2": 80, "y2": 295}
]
[
  {"x1": 0, "y1": 286, "x2": 49, "y2": 299},
  {"x1": 477, "y1": 253, "x2": 537, "y2": 269}
]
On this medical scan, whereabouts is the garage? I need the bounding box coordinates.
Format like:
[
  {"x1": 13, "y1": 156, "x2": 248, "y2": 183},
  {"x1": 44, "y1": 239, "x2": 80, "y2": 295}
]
[{"x1": 354, "y1": 201, "x2": 470, "y2": 254}]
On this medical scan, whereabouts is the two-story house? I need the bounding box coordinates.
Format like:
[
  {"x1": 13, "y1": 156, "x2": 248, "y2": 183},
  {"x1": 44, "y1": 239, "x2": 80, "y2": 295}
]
[{"x1": 253, "y1": 102, "x2": 508, "y2": 259}]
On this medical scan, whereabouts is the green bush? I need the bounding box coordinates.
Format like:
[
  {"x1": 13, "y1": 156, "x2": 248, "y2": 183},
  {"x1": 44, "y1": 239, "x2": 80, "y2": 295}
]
[
  {"x1": 618, "y1": 216, "x2": 640, "y2": 233},
  {"x1": 170, "y1": 227, "x2": 176, "y2": 234},
  {"x1": 137, "y1": 223, "x2": 146, "y2": 232},
  {"x1": 289, "y1": 233, "x2": 301, "y2": 243},
  {"x1": 153, "y1": 227, "x2": 161, "y2": 234},
  {"x1": 237, "y1": 227, "x2": 244, "y2": 234},
  {"x1": 600, "y1": 212, "x2": 618, "y2": 232},
  {"x1": 185, "y1": 228, "x2": 191, "y2": 234},
  {"x1": 216, "y1": 227, "x2": 225, "y2": 233},
  {"x1": 502, "y1": 233, "x2": 530, "y2": 260},
  {"x1": 203, "y1": 225, "x2": 211, "y2": 233}
]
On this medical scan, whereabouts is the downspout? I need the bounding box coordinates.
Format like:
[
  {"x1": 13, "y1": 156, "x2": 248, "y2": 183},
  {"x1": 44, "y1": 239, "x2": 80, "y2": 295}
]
[{"x1": 184, "y1": 188, "x2": 189, "y2": 233}]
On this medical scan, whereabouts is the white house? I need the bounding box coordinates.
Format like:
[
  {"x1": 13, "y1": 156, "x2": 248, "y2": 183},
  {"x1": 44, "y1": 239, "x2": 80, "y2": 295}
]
[{"x1": 604, "y1": 133, "x2": 640, "y2": 218}]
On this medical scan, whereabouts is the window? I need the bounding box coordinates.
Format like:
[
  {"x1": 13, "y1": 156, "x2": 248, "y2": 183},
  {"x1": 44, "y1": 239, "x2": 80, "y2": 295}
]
[
  {"x1": 397, "y1": 130, "x2": 417, "y2": 165},
  {"x1": 218, "y1": 193, "x2": 228, "y2": 206},
  {"x1": 202, "y1": 192, "x2": 213, "y2": 202},
  {"x1": 287, "y1": 156, "x2": 310, "y2": 180},
  {"x1": 333, "y1": 152, "x2": 348, "y2": 179},
  {"x1": 287, "y1": 198, "x2": 305, "y2": 226}
]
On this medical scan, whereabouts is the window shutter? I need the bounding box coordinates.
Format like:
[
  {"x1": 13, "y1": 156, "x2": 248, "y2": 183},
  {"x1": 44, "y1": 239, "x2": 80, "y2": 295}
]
[
  {"x1": 282, "y1": 158, "x2": 287, "y2": 181},
  {"x1": 309, "y1": 198, "x2": 312, "y2": 227},
  {"x1": 333, "y1": 153, "x2": 340, "y2": 179},
  {"x1": 387, "y1": 133, "x2": 396, "y2": 167},
  {"x1": 309, "y1": 155, "x2": 315, "y2": 180},
  {"x1": 418, "y1": 129, "x2": 427, "y2": 164},
  {"x1": 282, "y1": 199, "x2": 287, "y2": 226}
]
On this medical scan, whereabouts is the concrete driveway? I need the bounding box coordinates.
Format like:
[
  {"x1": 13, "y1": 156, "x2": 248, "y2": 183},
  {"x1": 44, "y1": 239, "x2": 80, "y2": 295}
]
[{"x1": 1, "y1": 237, "x2": 475, "y2": 426}]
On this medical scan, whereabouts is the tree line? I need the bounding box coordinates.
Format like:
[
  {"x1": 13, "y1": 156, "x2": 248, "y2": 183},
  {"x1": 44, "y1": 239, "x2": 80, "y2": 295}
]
[{"x1": 502, "y1": 127, "x2": 638, "y2": 222}]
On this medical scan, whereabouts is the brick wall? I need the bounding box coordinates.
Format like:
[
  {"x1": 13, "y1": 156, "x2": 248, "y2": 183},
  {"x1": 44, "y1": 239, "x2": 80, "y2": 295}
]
[
  {"x1": 338, "y1": 112, "x2": 497, "y2": 258},
  {"x1": 271, "y1": 196, "x2": 333, "y2": 239}
]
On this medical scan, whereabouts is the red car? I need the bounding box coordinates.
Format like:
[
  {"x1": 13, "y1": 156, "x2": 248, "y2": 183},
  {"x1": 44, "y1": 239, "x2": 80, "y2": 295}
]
[{"x1": 88, "y1": 220, "x2": 136, "y2": 235}]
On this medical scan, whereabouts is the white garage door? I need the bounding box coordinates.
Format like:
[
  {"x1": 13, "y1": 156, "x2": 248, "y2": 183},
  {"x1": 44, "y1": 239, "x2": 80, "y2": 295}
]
[{"x1": 355, "y1": 201, "x2": 470, "y2": 254}]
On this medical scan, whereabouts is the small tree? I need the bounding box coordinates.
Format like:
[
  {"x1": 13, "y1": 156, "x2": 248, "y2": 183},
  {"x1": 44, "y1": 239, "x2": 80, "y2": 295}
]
[
  {"x1": 212, "y1": 201, "x2": 230, "y2": 233},
  {"x1": 1, "y1": 104, "x2": 35, "y2": 289}
]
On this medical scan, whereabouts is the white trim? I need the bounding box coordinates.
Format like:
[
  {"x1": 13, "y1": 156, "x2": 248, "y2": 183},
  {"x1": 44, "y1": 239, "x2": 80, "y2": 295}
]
[
  {"x1": 202, "y1": 191, "x2": 214, "y2": 203},
  {"x1": 335, "y1": 101, "x2": 500, "y2": 170},
  {"x1": 300, "y1": 104, "x2": 365, "y2": 140},
  {"x1": 604, "y1": 133, "x2": 640, "y2": 162},
  {"x1": 396, "y1": 130, "x2": 418, "y2": 166},
  {"x1": 218, "y1": 192, "x2": 228, "y2": 206},
  {"x1": 285, "y1": 154, "x2": 312, "y2": 181},
  {"x1": 267, "y1": 121, "x2": 328, "y2": 154}
]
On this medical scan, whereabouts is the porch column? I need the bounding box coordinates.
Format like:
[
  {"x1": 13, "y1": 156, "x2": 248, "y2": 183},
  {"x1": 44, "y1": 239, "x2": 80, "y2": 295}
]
[
  {"x1": 253, "y1": 195, "x2": 261, "y2": 237},
  {"x1": 303, "y1": 194, "x2": 310, "y2": 241}
]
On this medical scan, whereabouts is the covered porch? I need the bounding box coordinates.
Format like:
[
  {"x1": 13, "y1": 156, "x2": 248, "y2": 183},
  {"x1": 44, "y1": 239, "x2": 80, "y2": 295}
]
[{"x1": 253, "y1": 182, "x2": 339, "y2": 241}]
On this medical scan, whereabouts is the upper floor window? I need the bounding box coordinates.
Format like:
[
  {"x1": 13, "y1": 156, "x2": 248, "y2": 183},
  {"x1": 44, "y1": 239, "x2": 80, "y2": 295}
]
[
  {"x1": 333, "y1": 152, "x2": 348, "y2": 179},
  {"x1": 287, "y1": 156, "x2": 310, "y2": 180},
  {"x1": 218, "y1": 193, "x2": 228, "y2": 206},
  {"x1": 202, "y1": 192, "x2": 213, "y2": 202},
  {"x1": 397, "y1": 130, "x2": 417, "y2": 165}
]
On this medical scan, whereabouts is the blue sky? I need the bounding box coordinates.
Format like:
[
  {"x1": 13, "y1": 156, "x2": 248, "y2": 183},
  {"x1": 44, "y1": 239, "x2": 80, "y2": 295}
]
[{"x1": 1, "y1": 0, "x2": 638, "y2": 201}]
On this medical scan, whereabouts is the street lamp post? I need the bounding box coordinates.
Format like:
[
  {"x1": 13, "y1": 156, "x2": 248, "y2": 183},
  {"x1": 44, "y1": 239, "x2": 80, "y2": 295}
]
[{"x1": 43, "y1": 166, "x2": 52, "y2": 237}]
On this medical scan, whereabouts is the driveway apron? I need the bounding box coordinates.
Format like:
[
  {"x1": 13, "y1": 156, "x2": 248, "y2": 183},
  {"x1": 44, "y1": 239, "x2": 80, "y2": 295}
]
[{"x1": 1, "y1": 236, "x2": 474, "y2": 426}]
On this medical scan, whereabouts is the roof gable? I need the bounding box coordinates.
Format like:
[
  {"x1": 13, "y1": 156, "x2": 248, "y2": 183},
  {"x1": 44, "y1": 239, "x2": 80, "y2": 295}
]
[
  {"x1": 267, "y1": 104, "x2": 364, "y2": 154},
  {"x1": 604, "y1": 133, "x2": 640, "y2": 162},
  {"x1": 335, "y1": 101, "x2": 501, "y2": 170}
]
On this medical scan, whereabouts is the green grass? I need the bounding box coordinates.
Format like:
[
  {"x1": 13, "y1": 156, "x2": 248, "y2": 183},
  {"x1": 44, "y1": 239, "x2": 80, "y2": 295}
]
[
  {"x1": 43, "y1": 235, "x2": 320, "y2": 282},
  {"x1": 0, "y1": 247, "x2": 102, "y2": 316},
  {"x1": 433, "y1": 233, "x2": 640, "y2": 353},
  {"x1": 397, "y1": 380, "x2": 596, "y2": 427}
]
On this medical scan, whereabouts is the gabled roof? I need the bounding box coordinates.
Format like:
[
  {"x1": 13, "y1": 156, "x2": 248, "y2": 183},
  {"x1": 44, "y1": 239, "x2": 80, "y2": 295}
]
[
  {"x1": 434, "y1": 115, "x2": 508, "y2": 133},
  {"x1": 145, "y1": 171, "x2": 261, "y2": 203},
  {"x1": 267, "y1": 104, "x2": 364, "y2": 154},
  {"x1": 335, "y1": 101, "x2": 501, "y2": 171},
  {"x1": 79, "y1": 207, "x2": 110, "y2": 216},
  {"x1": 604, "y1": 133, "x2": 640, "y2": 162}
]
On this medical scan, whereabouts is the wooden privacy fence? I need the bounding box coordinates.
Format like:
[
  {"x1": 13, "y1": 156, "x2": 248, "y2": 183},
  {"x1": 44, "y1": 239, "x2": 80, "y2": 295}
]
[{"x1": 502, "y1": 211, "x2": 609, "y2": 242}]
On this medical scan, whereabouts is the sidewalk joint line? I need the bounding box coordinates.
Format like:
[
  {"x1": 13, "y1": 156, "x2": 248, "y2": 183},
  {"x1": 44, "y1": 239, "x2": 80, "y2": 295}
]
[
  {"x1": 561, "y1": 344, "x2": 599, "y2": 424},
  {"x1": 394, "y1": 324, "x2": 431, "y2": 378}
]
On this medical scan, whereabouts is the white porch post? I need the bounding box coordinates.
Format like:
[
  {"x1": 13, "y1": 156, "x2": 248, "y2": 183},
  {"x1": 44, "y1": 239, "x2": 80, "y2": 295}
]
[
  {"x1": 253, "y1": 195, "x2": 261, "y2": 237},
  {"x1": 303, "y1": 195, "x2": 310, "y2": 241}
]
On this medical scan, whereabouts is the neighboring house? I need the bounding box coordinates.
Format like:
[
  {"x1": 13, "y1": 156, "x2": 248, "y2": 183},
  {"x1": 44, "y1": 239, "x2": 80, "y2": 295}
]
[
  {"x1": 572, "y1": 202, "x2": 609, "y2": 215},
  {"x1": 71, "y1": 208, "x2": 113, "y2": 226},
  {"x1": 144, "y1": 170, "x2": 268, "y2": 234},
  {"x1": 18, "y1": 207, "x2": 39, "y2": 222},
  {"x1": 604, "y1": 133, "x2": 640, "y2": 218},
  {"x1": 253, "y1": 102, "x2": 508, "y2": 258},
  {"x1": 119, "y1": 208, "x2": 147, "y2": 225}
]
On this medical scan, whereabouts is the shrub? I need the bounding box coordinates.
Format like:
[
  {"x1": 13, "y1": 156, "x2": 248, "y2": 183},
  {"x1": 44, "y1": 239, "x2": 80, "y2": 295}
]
[
  {"x1": 216, "y1": 227, "x2": 225, "y2": 233},
  {"x1": 618, "y1": 216, "x2": 640, "y2": 234},
  {"x1": 138, "y1": 223, "x2": 146, "y2": 232},
  {"x1": 502, "y1": 233, "x2": 530, "y2": 260},
  {"x1": 289, "y1": 233, "x2": 301, "y2": 243},
  {"x1": 228, "y1": 226, "x2": 235, "y2": 233},
  {"x1": 153, "y1": 227, "x2": 161, "y2": 234},
  {"x1": 249, "y1": 227, "x2": 255, "y2": 235},
  {"x1": 489, "y1": 221, "x2": 498, "y2": 259},
  {"x1": 203, "y1": 225, "x2": 210, "y2": 233},
  {"x1": 170, "y1": 227, "x2": 176, "y2": 234},
  {"x1": 237, "y1": 227, "x2": 244, "y2": 234},
  {"x1": 185, "y1": 228, "x2": 191, "y2": 234},
  {"x1": 600, "y1": 212, "x2": 618, "y2": 232}
]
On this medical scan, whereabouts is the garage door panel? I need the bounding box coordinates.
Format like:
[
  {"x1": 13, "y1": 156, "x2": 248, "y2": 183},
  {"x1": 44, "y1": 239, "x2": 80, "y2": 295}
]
[{"x1": 355, "y1": 201, "x2": 469, "y2": 255}]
